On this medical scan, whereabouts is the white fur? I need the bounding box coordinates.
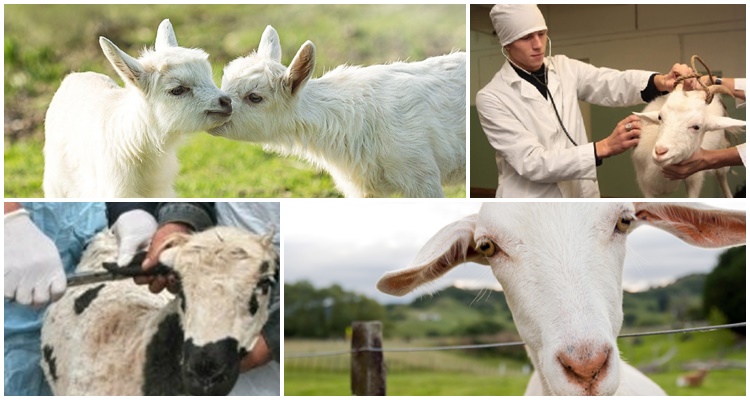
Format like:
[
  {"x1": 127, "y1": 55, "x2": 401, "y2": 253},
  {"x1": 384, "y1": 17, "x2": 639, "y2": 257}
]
[
  {"x1": 43, "y1": 19, "x2": 232, "y2": 198},
  {"x1": 212, "y1": 25, "x2": 466, "y2": 198},
  {"x1": 377, "y1": 203, "x2": 745, "y2": 396},
  {"x1": 632, "y1": 90, "x2": 745, "y2": 198},
  {"x1": 40, "y1": 227, "x2": 278, "y2": 395}
]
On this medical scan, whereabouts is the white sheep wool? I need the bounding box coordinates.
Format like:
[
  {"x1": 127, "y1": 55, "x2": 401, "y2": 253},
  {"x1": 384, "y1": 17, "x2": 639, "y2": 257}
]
[{"x1": 490, "y1": 4, "x2": 547, "y2": 46}]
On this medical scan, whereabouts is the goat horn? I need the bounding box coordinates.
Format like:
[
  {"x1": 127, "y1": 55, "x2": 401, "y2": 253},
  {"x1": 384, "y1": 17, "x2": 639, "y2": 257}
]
[{"x1": 707, "y1": 84, "x2": 735, "y2": 98}]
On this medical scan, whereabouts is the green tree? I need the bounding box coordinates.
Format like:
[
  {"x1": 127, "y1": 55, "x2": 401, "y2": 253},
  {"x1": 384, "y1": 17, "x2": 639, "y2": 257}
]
[{"x1": 703, "y1": 246, "x2": 746, "y2": 336}]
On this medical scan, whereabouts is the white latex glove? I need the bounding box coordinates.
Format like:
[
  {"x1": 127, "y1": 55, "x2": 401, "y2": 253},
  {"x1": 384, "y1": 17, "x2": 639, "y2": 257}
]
[
  {"x1": 4, "y1": 209, "x2": 67, "y2": 306},
  {"x1": 112, "y1": 209, "x2": 158, "y2": 266}
]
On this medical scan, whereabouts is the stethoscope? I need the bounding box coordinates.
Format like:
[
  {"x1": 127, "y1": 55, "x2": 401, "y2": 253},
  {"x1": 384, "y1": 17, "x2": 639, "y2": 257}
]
[{"x1": 502, "y1": 37, "x2": 579, "y2": 147}]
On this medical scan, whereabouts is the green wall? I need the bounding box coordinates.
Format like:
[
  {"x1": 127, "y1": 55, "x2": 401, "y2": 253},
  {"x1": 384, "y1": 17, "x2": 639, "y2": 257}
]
[{"x1": 470, "y1": 100, "x2": 746, "y2": 198}]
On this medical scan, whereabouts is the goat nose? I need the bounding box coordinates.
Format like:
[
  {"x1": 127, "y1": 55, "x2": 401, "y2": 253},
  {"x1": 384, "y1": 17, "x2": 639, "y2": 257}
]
[
  {"x1": 219, "y1": 95, "x2": 232, "y2": 112},
  {"x1": 557, "y1": 344, "x2": 611, "y2": 389},
  {"x1": 654, "y1": 146, "x2": 669, "y2": 156}
]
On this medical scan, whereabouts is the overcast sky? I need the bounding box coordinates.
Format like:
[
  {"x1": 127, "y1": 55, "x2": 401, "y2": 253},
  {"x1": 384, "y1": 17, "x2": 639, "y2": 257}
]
[{"x1": 282, "y1": 200, "x2": 745, "y2": 305}]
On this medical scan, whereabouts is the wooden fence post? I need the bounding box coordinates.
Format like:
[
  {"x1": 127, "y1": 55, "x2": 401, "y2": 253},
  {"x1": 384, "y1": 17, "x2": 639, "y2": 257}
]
[{"x1": 351, "y1": 321, "x2": 386, "y2": 396}]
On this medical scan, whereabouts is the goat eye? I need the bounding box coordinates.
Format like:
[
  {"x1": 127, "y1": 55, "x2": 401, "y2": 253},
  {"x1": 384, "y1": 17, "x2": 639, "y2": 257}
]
[
  {"x1": 615, "y1": 217, "x2": 632, "y2": 233},
  {"x1": 246, "y1": 93, "x2": 263, "y2": 103},
  {"x1": 691, "y1": 125, "x2": 700, "y2": 130},
  {"x1": 170, "y1": 86, "x2": 189, "y2": 96},
  {"x1": 475, "y1": 239, "x2": 497, "y2": 257}
]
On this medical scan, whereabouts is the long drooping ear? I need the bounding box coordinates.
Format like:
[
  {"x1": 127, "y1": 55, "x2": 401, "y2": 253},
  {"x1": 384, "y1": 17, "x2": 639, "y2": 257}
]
[
  {"x1": 632, "y1": 111, "x2": 660, "y2": 124},
  {"x1": 258, "y1": 25, "x2": 282, "y2": 62},
  {"x1": 633, "y1": 203, "x2": 745, "y2": 248},
  {"x1": 704, "y1": 115, "x2": 746, "y2": 132},
  {"x1": 100, "y1": 37, "x2": 145, "y2": 88},
  {"x1": 156, "y1": 232, "x2": 191, "y2": 267},
  {"x1": 284, "y1": 41, "x2": 315, "y2": 96},
  {"x1": 155, "y1": 19, "x2": 178, "y2": 51},
  {"x1": 377, "y1": 215, "x2": 489, "y2": 297}
]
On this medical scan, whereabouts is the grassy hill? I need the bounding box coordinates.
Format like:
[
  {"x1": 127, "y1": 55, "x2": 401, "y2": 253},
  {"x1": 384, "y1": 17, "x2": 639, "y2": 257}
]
[{"x1": 383, "y1": 274, "x2": 710, "y2": 340}]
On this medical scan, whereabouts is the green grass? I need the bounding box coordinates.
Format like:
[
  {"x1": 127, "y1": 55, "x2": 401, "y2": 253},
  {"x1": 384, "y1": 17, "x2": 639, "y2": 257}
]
[{"x1": 4, "y1": 4, "x2": 466, "y2": 198}]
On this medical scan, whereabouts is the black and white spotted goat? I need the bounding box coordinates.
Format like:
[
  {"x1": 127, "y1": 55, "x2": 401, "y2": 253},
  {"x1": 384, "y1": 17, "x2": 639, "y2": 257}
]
[{"x1": 40, "y1": 226, "x2": 278, "y2": 395}]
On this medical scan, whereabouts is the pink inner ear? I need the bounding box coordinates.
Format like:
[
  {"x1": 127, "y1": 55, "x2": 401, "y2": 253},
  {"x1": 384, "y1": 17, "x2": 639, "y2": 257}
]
[{"x1": 635, "y1": 204, "x2": 746, "y2": 248}]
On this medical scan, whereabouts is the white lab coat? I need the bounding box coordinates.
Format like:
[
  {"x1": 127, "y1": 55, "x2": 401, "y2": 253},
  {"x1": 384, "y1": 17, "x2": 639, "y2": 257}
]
[{"x1": 476, "y1": 54, "x2": 654, "y2": 198}]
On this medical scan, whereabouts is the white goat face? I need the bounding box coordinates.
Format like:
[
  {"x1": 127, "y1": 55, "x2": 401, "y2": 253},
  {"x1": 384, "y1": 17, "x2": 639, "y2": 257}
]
[
  {"x1": 634, "y1": 90, "x2": 745, "y2": 165},
  {"x1": 159, "y1": 227, "x2": 278, "y2": 395},
  {"x1": 99, "y1": 19, "x2": 232, "y2": 136},
  {"x1": 211, "y1": 25, "x2": 315, "y2": 142},
  {"x1": 476, "y1": 203, "x2": 629, "y2": 396}
]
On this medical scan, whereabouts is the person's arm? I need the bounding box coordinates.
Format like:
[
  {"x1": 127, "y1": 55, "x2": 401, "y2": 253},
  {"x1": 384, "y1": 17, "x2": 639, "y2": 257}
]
[
  {"x1": 4, "y1": 202, "x2": 67, "y2": 306},
  {"x1": 662, "y1": 145, "x2": 745, "y2": 180},
  {"x1": 696, "y1": 76, "x2": 746, "y2": 101}
]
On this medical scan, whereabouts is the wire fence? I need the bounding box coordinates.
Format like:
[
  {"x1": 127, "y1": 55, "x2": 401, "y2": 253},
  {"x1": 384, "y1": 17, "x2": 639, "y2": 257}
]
[{"x1": 285, "y1": 321, "x2": 746, "y2": 359}]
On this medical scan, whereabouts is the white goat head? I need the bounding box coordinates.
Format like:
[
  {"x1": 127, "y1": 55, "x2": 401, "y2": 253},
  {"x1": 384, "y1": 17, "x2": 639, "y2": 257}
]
[
  {"x1": 99, "y1": 19, "x2": 232, "y2": 135},
  {"x1": 377, "y1": 203, "x2": 745, "y2": 396},
  {"x1": 158, "y1": 226, "x2": 279, "y2": 395},
  {"x1": 211, "y1": 25, "x2": 315, "y2": 142},
  {"x1": 634, "y1": 86, "x2": 745, "y2": 166}
]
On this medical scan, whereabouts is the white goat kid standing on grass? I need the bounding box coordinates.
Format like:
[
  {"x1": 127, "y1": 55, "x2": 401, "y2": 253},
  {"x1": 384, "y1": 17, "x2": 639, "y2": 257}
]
[
  {"x1": 632, "y1": 84, "x2": 745, "y2": 198},
  {"x1": 43, "y1": 19, "x2": 232, "y2": 198},
  {"x1": 211, "y1": 25, "x2": 466, "y2": 198},
  {"x1": 377, "y1": 202, "x2": 746, "y2": 396},
  {"x1": 40, "y1": 227, "x2": 279, "y2": 395}
]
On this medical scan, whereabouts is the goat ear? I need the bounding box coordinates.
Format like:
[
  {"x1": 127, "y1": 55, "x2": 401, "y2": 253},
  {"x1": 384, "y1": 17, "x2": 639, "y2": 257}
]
[
  {"x1": 285, "y1": 41, "x2": 315, "y2": 96},
  {"x1": 632, "y1": 111, "x2": 660, "y2": 124},
  {"x1": 633, "y1": 203, "x2": 745, "y2": 248},
  {"x1": 100, "y1": 37, "x2": 146, "y2": 88},
  {"x1": 258, "y1": 25, "x2": 282, "y2": 62},
  {"x1": 155, "y1": 19, "x2": 178, "y2": 50},
  {"x1": 377, "y1": 214, "x2": 488, "y2": 296},
  {"x1": 704, "y1": 115, "x2": 746, "y2": 132}
]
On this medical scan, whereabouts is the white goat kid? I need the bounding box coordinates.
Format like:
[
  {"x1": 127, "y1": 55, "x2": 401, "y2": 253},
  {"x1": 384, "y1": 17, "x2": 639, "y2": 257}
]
[
  {"x1": 40, "y1": 227, "x2": 278, "y2": 395},
  {"x1": 212, "y1": 26, "x2": 466, "y2": 198},
  {"x1": 632, "y1": 86, "x2": 745, "y2": 198},
  {"x1": 377, "y1": 202, "x2": 745, "y2": 396},
  {"x1": 43, "y1": 19, "x2": 232, "y2": 198}
]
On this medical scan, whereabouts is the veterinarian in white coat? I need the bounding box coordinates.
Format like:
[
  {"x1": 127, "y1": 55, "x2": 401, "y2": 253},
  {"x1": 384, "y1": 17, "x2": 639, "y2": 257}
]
[{"x1": 476, "y1": 4, "x2": 691, "y2": 197}]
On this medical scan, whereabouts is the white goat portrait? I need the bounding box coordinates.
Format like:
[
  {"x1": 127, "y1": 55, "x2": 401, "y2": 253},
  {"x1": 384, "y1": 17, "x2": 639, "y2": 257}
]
[
  {"x1": 40, "y1": 227, "x2": 278, "y2": 395},
  {"x1": 632, "y1": 84, "x2": 745, "y2": 198},
  {"x1": 211, "y1": 25, "x2": 466, "y2": 198},
  {"x1": 43, "y1": 19, "x2": 232, "y2": 198},
  {"x1": 377, "y1": 202, "x2": 745, "y2": 396}
]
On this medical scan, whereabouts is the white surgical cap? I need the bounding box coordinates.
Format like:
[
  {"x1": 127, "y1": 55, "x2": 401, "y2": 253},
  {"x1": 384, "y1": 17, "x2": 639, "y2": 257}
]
[{"x1": 490, "y1": 4, "x2": 547, "y2": 47}]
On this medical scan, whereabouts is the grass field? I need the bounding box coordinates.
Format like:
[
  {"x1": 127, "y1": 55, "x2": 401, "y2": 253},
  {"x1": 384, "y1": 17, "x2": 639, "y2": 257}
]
[
  {"x1": 4, "y1": 4, "x2": 466, "y2": 198},
  {"x1": 284, "y1": 330, "x2": 746, "y2": 396}
]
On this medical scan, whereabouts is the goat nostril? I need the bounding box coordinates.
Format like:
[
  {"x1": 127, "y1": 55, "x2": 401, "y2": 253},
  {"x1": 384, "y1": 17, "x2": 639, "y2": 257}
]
[
  {"x1": 219, "y1": 96, "x2": 232, "y2": 109},
  {"x1": 654, "y1": 146, "x2": 668, "y2": 156},
  {"x1": 557, "y1": 346, "x2": 610, "y2": 384}
]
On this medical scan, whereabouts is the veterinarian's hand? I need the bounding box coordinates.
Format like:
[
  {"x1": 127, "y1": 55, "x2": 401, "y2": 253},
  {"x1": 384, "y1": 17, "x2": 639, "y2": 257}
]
[
  {"x1": 662, "y1": 148, "x2": 709, "y2": 180},
  {"x1": 113, "y1": 209, "x2": 158, "y2": 266},
  {"x1": 596, "y1": 115, "x2": 641, "y2": 158},
  {"x1": 240, "y1": 336, "x2": 272, "y2": 372},
  {"x1": 4, "y1": 208, "x2": 67, "y2": 306},
  {"x1": 136, "y1": 222, "x2": 191, "y2": 294},
  {"x1": 657, "y1": 63, "x2": 694, "y2": 91}
]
